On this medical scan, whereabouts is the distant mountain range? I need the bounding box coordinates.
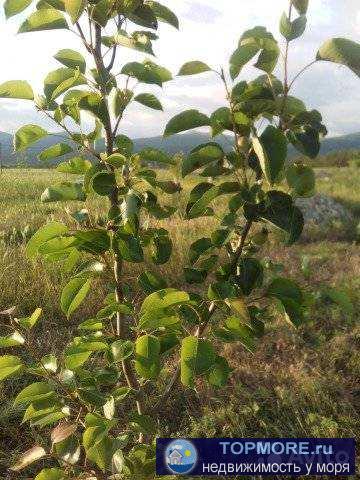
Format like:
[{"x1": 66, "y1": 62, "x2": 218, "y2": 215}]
[{"x1": 0, "y1": 130, "x2": 359, "y2": 166}]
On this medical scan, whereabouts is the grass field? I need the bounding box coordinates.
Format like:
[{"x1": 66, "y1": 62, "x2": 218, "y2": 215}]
[{"x1": 0, "y1": 166, "x2": 359, "y2": 477}]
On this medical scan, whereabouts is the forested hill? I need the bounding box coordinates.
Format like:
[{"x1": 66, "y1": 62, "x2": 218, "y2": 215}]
[{"x1": 0, "y1": 130, "x2": 360, "y2": 166}]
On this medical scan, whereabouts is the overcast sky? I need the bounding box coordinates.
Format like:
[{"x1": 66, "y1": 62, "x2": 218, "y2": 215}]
[{"x1": 0, "y1": 0, "x2": 359, "y2": 138}]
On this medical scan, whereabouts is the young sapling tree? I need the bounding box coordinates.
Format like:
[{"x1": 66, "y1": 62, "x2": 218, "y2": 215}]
[{"x1": 0, "y1": 0, "x2": 359, "y2": 478}]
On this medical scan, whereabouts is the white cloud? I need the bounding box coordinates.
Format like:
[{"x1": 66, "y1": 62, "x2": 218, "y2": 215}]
[{"x1": 0, "y1": 1, "x2": 359, "y2": 137}]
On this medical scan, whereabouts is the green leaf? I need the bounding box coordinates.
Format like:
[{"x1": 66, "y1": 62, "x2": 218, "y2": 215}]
[
  {"x1": 60, "y1": 277, "x2": 92, "y2": 318},
  {"x1": 106, "y1": 153, "x2": 126, "y2": 168},
  {"x1": 129, "y1": 412, "x2": 156, "y2": 434},
  {"x1": 259, "y1": 191, "x2": 304, "y2": 245},
  {"x1": 44, "y1": 68, "x2": 86, "y2": 100},
  {"x1": 276, "y1": 95, "x2": 306, "y2": 117},
  {"x1": 189, "y1": 237, "x2": 212, "y2": 264},
  {"x1": 210, "y1": 107, "x2": 233, "y2": 136},
  {"x1": 57, "y1": 157, "x2": 92, "y2": 174},
  {"x1": 103, "y1": 30, "x2": 155, "y2": 55},
  {"x1": 267, "y1": 277, "x2": 304, "y2": 327},
  {"x1": 182, "y1": 142, "x2": 224, "y2": 177},
  {"x1": 211, "y1": 228, "x2": 230, "y2": 247},
  {"x1": 138, "y1": 270, "x2": 167, "y2": 294},
  {"x1": 74, "y1": 229, "x2": 110, "y2": 254},
  {"x1": 10, "y1": 445, "x2": 47, "y2": 472},
  {"x1": 134, "y1": 93, "x2": 163, "y2": 110},
  {"x1": 32, "y1": 410, "x2": 67, "y2": 427},
  {"x1": 64, "y1": 350, "x2": 91, "y2": 370},
  {"x1": 255, "y1": 40, "x2": 280, "y2": 73},
  {"x1": 26, "y1": 222, "x2": 68, "y2": 258},
  {"x1": 37, "y1": 0, "x2": 66, "y2": 10},
  {"x1": 17, "y1": 307, "x2": 42, "y2": 329},
  {"x1": 41, "y1": 354, "x2": 58, "y2": 373},
  {"x1": 127, "y1": 3, "x2": 158, "y2": 29},
  {"x1": 207, "y1": 356, "x2": 232, "y2": 388},
  {"x1": 139, "y1": 148, "x2": 175, "y2": 165},
  {"x1": 121, "y1": 61, "x2": 162, "y2": 86},
  {"x1": 19, "y1": 9, "x2": 68, "y2": 33},
  {"x1": 115, "y1": 135, "x2": 134, "y2": 155},
  {"x1": 65, "y1": 341, "x2": 108, "y2": 369},
  {"x1": 38, "y1": 143, "x2": 72, "y2": 161},
  {"x1": 4, "y1": 0, "x2": 32, "y2": 18},
  {"x1": 91, "y1": 172, "x2": 116, "y2": 196},
  {"x1": 276, "y1": 297, "x2": 304, "y2": 327},
  {"x1": 89, "y1": 0, "x2": 112, "y2": 27},
  {"x1": 188, "y1": 182, "x2": 240, "y2": 219},
  {"x1": 14, "y1": 382, "x2": 53, "y2": 406},
  {"x1": 293, "y1": 0, "x2": 309, "y2": 14},
  {"x1": 235, "y1": 258, "x2": 263, "y2": 295},
  {"x1": 64, "y1": 0, "x2": 86, "y2": 23},
  {"x1": 112, "y1": 449, "x2": 124, "y2": 474},
  {"x1": 41, "y1": 182, "x2": 85, "y2": 203},
  {"x1": 116, "y1": 233, "x2": 144, "y2": 263},
  {"x1": 112, "y1": 386, "x2": 132, "y2": 402},
  {"x1": 135, "y1": 335, "x2": 161, "y2": 379},
  {"x1": 34, "y1": 467, "x2": 67, "y2": 480},
  {"x1": 121, "y1": 192, "x2": 141, "y2": 227},
  {"x1": 287, "y1": 128, "x2": 320, "y2": 159},
  {"x1": 0, "y1": 331, "x2": 25, "y2": 347},
  {"x1": 0, "y1": 355, "x2": 24, "y2": 381},
  {"x1": 0, "y1": 80, "x2": 33, "y2": 100},
  {"x1": 21, "y1": 396, "x2": 59, "y2": 425},
  {"x1": 148, "y1": 1, "x2": 179, "y2": 29},
  {"x1": 55, "y1": 435, "x2": 80, "y2": 465},
  {"x1": 214, "y1": 317, "x2": 257, "y2": 352},
  {"x1": 21, "y1": 398, "x2": 57, "y2": 424},
  {"x1": 83, "y1": 427, "x2": 116, "y2": 472},
  {"x1": 78, "y1": 92, "x2": 109, "y2": 125},
  {"x1": 14, "y1": 124, "x2": 47, "y2": 152},
  {"x1": 37, "y1": 236, "x2": 76, "y2": 257},
  {"x1": 252, "y1": 126, "x2": 287, "y2": 185},
  {"x1": 111, "y1": 340, "x2": 134, "y2": 362},
  {"x1": 143, "y1": 58, "x2": 172, "y2": 82},
  {"x1": 178, "y1": 61, "x2": 211, "y2": 76},
  {"x1": 78, "y1": 318, "x2": 103, "y2": 331},
  {"x1": 232, "y1": 26, "x2": 280, "y2": 76},
  {"x1": 280, "y1": 13, "x2": 307, "y2": 41},
  {"x1": 54, "y1": 48, "x2": 86, "y2": 73},
  {"x1": 230, "y1": 44, "x2": 259, "y2": 80},
  {"x1": 150, "y1": 229, "x2": 172, "y2": 265},
  {"x1": 286, "y1": 163, "x2": 315, "y2": 196},
  {"x1": 140, "y1": 288, "x2": 189, "y2": 315},
  {"x1": 316, "y1": 37, "x2": 360, "y2": 78},
  {"x1": 164, "y1": 109, "x2": 209, "y2": 137},
  {"x1": 181, "y1": 336, "x2": 215, "y2": 388},
  {"x1": 139, "y1": 314, "x2": 180, "y2": 332}
]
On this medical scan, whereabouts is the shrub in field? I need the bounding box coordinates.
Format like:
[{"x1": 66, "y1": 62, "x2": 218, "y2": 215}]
[{"x1": 0, "y1": 0, "x2": 359, "y2": 478}]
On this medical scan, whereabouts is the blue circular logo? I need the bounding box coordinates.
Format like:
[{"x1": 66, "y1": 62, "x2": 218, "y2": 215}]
[{"x1": 165, "y1": 439, "x2": 198, "y2": 475}]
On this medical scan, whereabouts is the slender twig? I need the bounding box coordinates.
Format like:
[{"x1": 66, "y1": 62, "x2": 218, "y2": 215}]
[
  {"x1": 39, "y1": 109, "x2": 100, "y2": 160},
  {"x1": 75, "y1": 21, "x2": 92, "y2": 53},
  {"x1": 288, "y1": 60, "x2": 317, "y2": 91},
  {"x1": 107, "y1": 45, "x2": 117, "y2": 71}
]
